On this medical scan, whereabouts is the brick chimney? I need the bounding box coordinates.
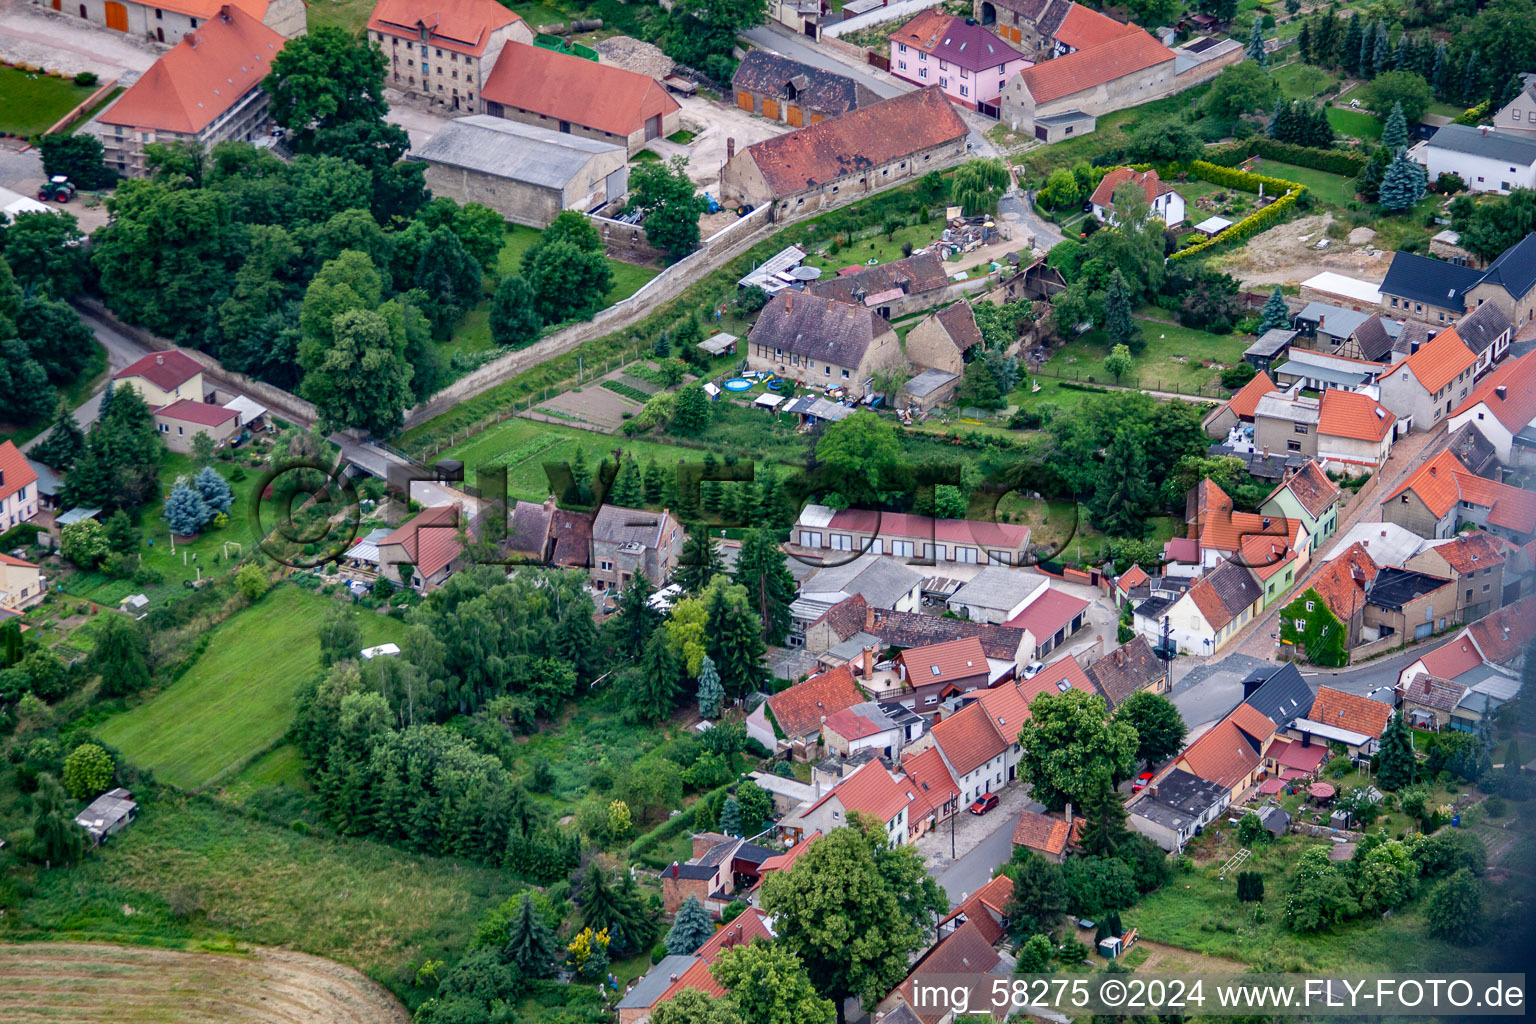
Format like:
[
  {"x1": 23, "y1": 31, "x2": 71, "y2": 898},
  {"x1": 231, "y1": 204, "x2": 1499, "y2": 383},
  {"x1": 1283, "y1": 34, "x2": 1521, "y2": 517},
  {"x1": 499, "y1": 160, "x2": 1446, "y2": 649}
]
[
  {"x1": 726, "y1": 136, "x2": 736, "y2": 161},
  {"x1": 862, "y1": 644, "x2": 876, "y2": 680}
]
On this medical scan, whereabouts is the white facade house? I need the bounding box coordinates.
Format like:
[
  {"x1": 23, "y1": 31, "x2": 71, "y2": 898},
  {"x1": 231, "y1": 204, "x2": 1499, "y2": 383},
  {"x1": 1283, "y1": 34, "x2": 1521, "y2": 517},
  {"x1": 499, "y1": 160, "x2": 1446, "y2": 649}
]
[
  {"x1": 1417, "y1": 124, "x2": 1536, "y2": 194},
  {"x1": 1089, "y1": 167, "x2": 1185, "y2": 226}
]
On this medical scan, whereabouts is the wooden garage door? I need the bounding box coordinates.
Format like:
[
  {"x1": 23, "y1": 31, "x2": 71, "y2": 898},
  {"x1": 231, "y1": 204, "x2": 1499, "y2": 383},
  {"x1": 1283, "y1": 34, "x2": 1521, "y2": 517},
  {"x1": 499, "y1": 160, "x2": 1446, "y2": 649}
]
[
  {"x1": 787, "y1": 105, "x2": 803, "y2": 127},
  {"x1": 762, "y1": 97, "x2": 779, "y2": 120},
  {"x1": 105, "y1": 1, "x2": 128, "y2": 29},
  {"x1": 736, "y1": 90, "x2": 754, "y2": 112}
]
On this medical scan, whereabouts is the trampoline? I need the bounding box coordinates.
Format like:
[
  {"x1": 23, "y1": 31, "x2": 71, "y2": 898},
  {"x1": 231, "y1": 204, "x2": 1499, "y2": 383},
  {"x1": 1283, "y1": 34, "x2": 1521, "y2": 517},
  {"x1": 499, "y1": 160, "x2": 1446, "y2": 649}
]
[{"x1": 723, "y1": 378, "x2": 753, "y2": 391}]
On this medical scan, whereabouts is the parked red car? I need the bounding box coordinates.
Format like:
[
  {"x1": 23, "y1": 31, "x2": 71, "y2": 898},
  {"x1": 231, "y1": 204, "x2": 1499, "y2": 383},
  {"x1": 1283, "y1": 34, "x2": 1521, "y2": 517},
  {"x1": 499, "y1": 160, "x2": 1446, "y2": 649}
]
[
  {"x1": 1131, "y1": 772, "x2": 1155, "y2": 793},
  {"x1": 969, "y1": 793, "x2": 1000, "y2": 815}
]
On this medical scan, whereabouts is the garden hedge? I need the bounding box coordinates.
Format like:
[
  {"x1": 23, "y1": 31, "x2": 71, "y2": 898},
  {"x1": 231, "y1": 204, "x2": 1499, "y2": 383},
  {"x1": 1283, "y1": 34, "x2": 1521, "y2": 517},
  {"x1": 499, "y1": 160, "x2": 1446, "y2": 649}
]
[
  {"x1": 1169, "y1": 160, "x2": 1306, "y2": 262},
  {"x1": 1203, "y1": 139, "x2": 1366, "y2": 176}
]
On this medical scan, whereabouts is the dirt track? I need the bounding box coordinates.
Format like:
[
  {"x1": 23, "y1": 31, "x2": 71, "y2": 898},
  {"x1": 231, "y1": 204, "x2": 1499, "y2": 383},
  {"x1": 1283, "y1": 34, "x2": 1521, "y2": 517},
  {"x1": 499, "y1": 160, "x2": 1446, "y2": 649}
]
[{"x1": 0, "y1": 943, "x2": 410, "y2": 1024}]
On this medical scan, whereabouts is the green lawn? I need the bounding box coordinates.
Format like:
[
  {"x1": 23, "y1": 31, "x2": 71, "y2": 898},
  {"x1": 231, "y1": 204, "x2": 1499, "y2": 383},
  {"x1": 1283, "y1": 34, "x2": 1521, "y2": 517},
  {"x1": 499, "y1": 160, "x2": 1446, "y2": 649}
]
[
  {"x1": 1012, "y1": 84, "x2": 1213, "y2": 176},
  {"x1": 1424, "y1": 100, "x2": 1465, "y2": 120},
  {"x1": 1325, "y1": 106, "x2": 1384, "y2": 141},
  {"x1": 1257, "y1": 159, "x2": 1358, "y2": 206},
  {"x1": 0, "y1": 65, "x2": 97, "y2": 136},
  {"x1": 1273, "y1": 62, "x2": 1340, "y2": 101},
  {"x1": 304, "y1": 0, "x2": 376, "y2": 33},
  {"x1": 96, "y1": 587, "x2": 405, "y2": 789},
  {"x1": 1036, "y1": 318, "x2": 1247, "y2": 396},
  {"x1": 4, "y1": 794, "x2": 522, "y2": 1010},
  {"x1": 801, "y1": 221, "x2": 951, "y2": 273},
  {"x1": 218, "y1": 742, "x2": 311, "y2": 806}
]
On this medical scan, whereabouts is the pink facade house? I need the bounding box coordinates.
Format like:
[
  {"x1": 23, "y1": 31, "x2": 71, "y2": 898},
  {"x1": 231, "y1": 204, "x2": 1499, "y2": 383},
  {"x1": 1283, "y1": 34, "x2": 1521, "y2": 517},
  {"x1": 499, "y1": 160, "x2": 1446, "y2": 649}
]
[{"x1": 889, "y1": 9, "x2": 1030, "y2": 115}]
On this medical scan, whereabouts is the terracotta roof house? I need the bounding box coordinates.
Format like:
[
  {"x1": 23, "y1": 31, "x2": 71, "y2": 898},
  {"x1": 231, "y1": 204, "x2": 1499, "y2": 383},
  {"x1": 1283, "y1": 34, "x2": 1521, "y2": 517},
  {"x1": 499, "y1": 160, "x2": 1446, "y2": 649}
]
[
  {"x1": 1002, "y1": 587, "x2": 1091, "y2": 659},
  {"x1": 920, "y1": 700, "x2": 1008, "y2": 804},
  {"x1": 1398, "y1": 634, "x2": 1486, "y2": 692},
  {"x1": 757, "y1": 665, "x2": 866, "y2": 751},
  {"x1": 1016, "y1": 653, "x2": 1098, "y2": 706},
  {"x1": 1384, "y1": 448, "x2": 1536, "y2": 543},
  {"x1": 1301, "y1": 541, "x2": 1381, "y2": 648},
  {"x1": 618, "y1": 907, "x2": 776, "y2": 1022},
  {"x1": 73, "y1": 0, "x2": 301, "y2": 49},
  {"x1": 1260, "y1": 460, "x2": 1343, "y2": 555},
  {"x1": 0, "y1": 551, "x2": 44, "y2": 611},
  {"x1": 152, "y1": 399, "x2": 240, "y2": 454},
  {"x1": 113, "y1": 350, "x2": 206, "y2": 408},
  {"x1": 1406, "y1": 531, "x2": 1509, "y2": 622},
  {"x1": 867, "y1": 610, "x2": 1032, "y2": 664},
  {"x1": 781, "y1": 759, "x2": 917, "y2": 845},
  {"x1": 1466, "y1": 593, "x2": 1536, "y2": 667},
  {"x1": 482, "y1": 43, "x2": 680, "y2": 154},
  {"x1": 887, "y1": 10, "x2": 1031, "y2": 114},
  {"x1": 1203, "y1": 369, "x2": 1279, "y2": 438},
  {"x1": 732, "y1": 49, "x2": 880, "y2": 126},
  {"x1": 722, "y1": 87, "x2": 970, "y2": 212},
  {"x1": 999, "y1": 29, "x2": 1176, "y2": 144},
  {"x1": 938, "y1": 873, "x2": 1013, "y2": 945},
  {"x1": 0, "y1": 441, "x2": 40, "y2": 532},
  {"x1": 1085, "y1": 635, "x2": 1167, "y2": 708},
  {"x1": 377, "y1": 505, "x2": 469, "y2": 591},
  {"x1": 896, "y1": 636, "x2": 993, "y2": 707},
  {"x1": 1448, "y1": 347, "x2": 1536, "y2": 464},
  {"x1": 95, "y1": 5, "x2": 287, "y2": 177},
  {"x1": 1159, "y1": 559, "x2": 1264, "y2": 655},
  {"x1": 1317, "y1": 388, "x2": 1396, "y2": 471},
  {"x1": 1089, "y1": 167, "x2": 1185, "y2": 226},
  {"x1": 801, "y1": 593, "x2": 871, "y2": 654},
  {"x1": 1172, "y1": 717, "x2": 1266, "y2": 798},
  {"x1": 884, "y1": 919, "x2": 1009, "y2": 1024},
  {"x1": 1378, "y1": 324, "x2": 1481, "y2": 432},
  {"x1": 811, "y1": 252, "x2": 952, "y2": 320},
  {"x1": 1010, "y1": 806, "x2": 1079, "y2": 861},
  {"x1": 902, "y1": 745, "x2": 961, "y2": 837},
  {"x1": 1292, "y1": 685, "x2": 1393, "y2": 756},
  {"x1": 746, "y1": 292, "x2": 902, "y2": 400},
  {"x1": 1186, "y1": 476, "x2": 1305, "y2": 570}
]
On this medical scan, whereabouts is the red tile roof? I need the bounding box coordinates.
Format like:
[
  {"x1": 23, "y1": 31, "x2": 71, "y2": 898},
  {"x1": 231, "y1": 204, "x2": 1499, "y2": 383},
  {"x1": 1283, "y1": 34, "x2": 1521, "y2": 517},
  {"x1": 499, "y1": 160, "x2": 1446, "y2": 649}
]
[
  {"x1": 1200, "y1": 508, "x2": 1296, "y2": 556},
  {"x1": 1453, "y1": 348, "x2": 1536, "y2": 433},
  {"x1": 1467, "y1": 594, "x2": 1536, "y2": 665},
  {"x1": 1116, "y1": 564, "x2": 1149, "y2": 591},
  {"x1": 1413, "y1": 636, "x2": 1484, "y2": 681},
  {"x1": 1226, "y1": 370, "x2": 1277, "y2": 421},
  {"x1": 1426, "y1": 531, "x2": 1507, "y2": 575},
  {"x1": 939, "y1": 873, "x2": 1012, "y2": 946},
  {"x1": 368, "y1": 0, "x2": 524, "y2": 56},
  {"x1": 0, "y1": 551, "x2": 38, "y2": 569},
  {"x1": 902, "y1": 746, "x2": 959, "y2": 819},
  {"x1": 1267, "y1": 736, "x2": 1328, "y2": 773},
  {"x1": 654, "y1": 908, "x2": 776, "y2": 1004},
  {"x1": 898, "y1": 919, "x2": 1005, "y2": 1024},
  {"x1": 1263, "y1": 460, "x2": 1342, "y2": 521},
  {"x1": 899, "y1": 636, "x2": 990, "y2": 685},
  {"x1": 482, "y1": 43, "x2": 679, "y2": 137},
  {"x1": 0, "y1": 441, "x2": 39, "y2": 506},
  {"x1": 1011, "y1": 806, "x2": 1074, "y2": 856},
  {"x1": 737, "y1": 87, "x2": 968, "y2": 199},
  {"x1": 1309, "y1": 542, "x2": 1379, "y2": 621},
  {"x1": 114, "y1": 350, "x2": 204, "y2": 393},
  {"x1": 766, "y1": 665, "x2": 865, "y2": 740},
  {"x1": 128, "y1": 0, "x2": 271, "y2": 22},
  {"x1": 973, "y1": 681, "x2": 1033, "y2": 743},
  {"x1": 1053, "y1": 2, "x2": 1141, "y2": 49},
  {"x1": 1228, "y1": 702, "x2": 1276, "y2": 743},
  {"x1": 1014, "y1": 29, "x2": 1173, "y2": 104},
  {"x1": 754, "y1": 830, "x2": 820, "y2": 882},
  {"x1": 382, "y1": 505, "x2": 465, "y2": 579},
  {"x1": 1308, "y1": 686, "x2": 1392, "y2": 738},
  {"x1": 1386, "y1": 449, "x2": 1465, "y2": 517},
  {"x1": 1089, "y1": 167, "x2": 1173, "y2": 210},
  {"x1": 823, "y1": 705, "x2": 888, "y2": 741},
  {"x1": 1239, "y1": 536, "x2": 1296, "y2": 582},
  {"x1": 1398, "y1": 325, "x2": 1478, "y2": 394},
  {"x1": 1450, "y1": 473, "x2": 1536, "y2": 534},
  {"x1": 1177, "y1": 718, "x2": 1262, "y2": 790},
  {"x1": 1319, "y1": 388, "x2": 1395, "y2": 442},
  {"x1": 154, "y1": 399, "x2": 238, "y2": 428},
  {"x1": 100, "y1": 6, "x2": 285, "y2": 135},
  {"x1": 1003, "y1": 588, "x2": 1090, "y2": 641},
  {"x1": 929, "y1": 700, "x2": 1007, "y2": 777},
  {"x1": 805, "y1": 759, "x2": 913, "y2": 823},
  {"x1": 1017, "y1": 655, "x2": 1097, "y2": 706}
]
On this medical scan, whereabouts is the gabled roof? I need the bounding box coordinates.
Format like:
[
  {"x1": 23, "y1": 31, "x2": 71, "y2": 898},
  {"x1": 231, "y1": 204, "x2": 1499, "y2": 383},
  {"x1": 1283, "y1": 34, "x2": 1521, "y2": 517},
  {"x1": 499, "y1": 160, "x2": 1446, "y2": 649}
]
[
  {"x1": 1308, "y1": 686, "x2": 1392, "y2": 739},
  {"x1": 929, "y1": 700, "x2": 1007, "y2": 777},
  {"x1": 381, "y1": 505, "x2": 465, "y2": 578},
  {"x1": 1199, "y1": 506, "x2": 1296, "y2": 556},
  {"x1": 1318, "y1": 388, "x2": 1395, "y2": 442},
  {"x1": 1400, "y1": 673, "x2": 1468, "y2": 712},
  {"x1": 1453, "y1": 348, "x2": 1536, "y2": 433},
  {"x1": 766, "y1": 665, "x2": 865, "y2": 739},
  {"x1": 1309, "y1": 542, "x2": 1379, "y2": 621},
  {"x1": 1228, "y1": 702, "x2": 1276, "y2": 743},
  {"x1": 99, "y1": 5, "x2": 285, "y2": 135},
  {"x1": 732, "y1": 49, "x2": 865, "y2": 116},
  {"x1": 1380, "y1": 252, "x2": 1483, "y2": 313},
  {"x1": 749, "y1": 291, "x2": 894, "y2": 369},
  {"x1": 810, "y1": 252, "x2": 950, "y2": 305},
  {"x1": 368, "y1": 0, "x2": 523, "y2": 54},
  {"x1": 0, "y1": 551, "x2": 39, "y2": 569},
  {"x1": 1466, "y1": 593, "x2": 1536, "y2": 665},
  {"x1": 1225, "y1": 370, "x2": 1277, "y2": 421},
  {"x1": 806, "y1": 759, "x2": 913, "y2": 823},
  {"x1": 1476, "y1": 232, "x2": 1536, "y2": 301},
  {"x1": 973, "y1": 680, "x2": 1034, "y2": 742},
  {"x1": 1453, "y1": 300, "x2": 1514, "y2": 356},
  {"x1": 413, "y1": 115, "x2": 624, "y2": 187},
  {"x1": 1426, "y1": 124, "x2": 1536, "y2": 167},
  {"x1": 1352, "y1": 315, "x2": 1395, "y2": 362},
  {"x1": 898, "y1": 919, "x2": 1005, "y2": 1024},
  {"x1": 867, "y1": 611, "x2": 1028, "y2": 660},
  {"x1": 1185, "y1": 560, "x2": 1261, "y2": 630},
  {"x1": 1013, "y1": 29, "x2": 1173, "y2": 104},
  {"x1": 0, "y1": 441, "x2": 39, "y2": 506},
  {"x1": 1089, "y1": 167, "x2": 1173, "y2": 209},
  {"x1": 1263, "y1": 460, "x2": 1342, "y2": 521},
  {"x1": 1414, "y1": 635, "x2": 1485, "y2": 681},
  {"x1": 811, "y1": 593, "x2": 870, "y2": 644},
  {"x1": 1053, "y1": 2, "x2": 1140, "y2": 49},
  {"x1": 738, "y1": 87, "x2": 967, "y2": 198},
  {"x1": 823, "y1": 702, "x2": 896, "y2": 741},
  {"x1": 1237, "y1": 535, "x2": 1295, "y2": 582},
  {"x1": 1451, "y1": 472, "x2": 1536, "y2": 533},
  {"x1": 1386, "y1": 449, "x2": 1468, "y2": 517},
  {"x1": 933, "y1": 302, "x2": 986, "y2": 353},
  {"x1": 1003, "y1": 588, "x2": 1090, "y2": 639},
  {"x1": 655, "y1": 907, "x2": 776, "y2": 1004},
  {"x1": 1016, "y1": 654, "x2": 1097, "y2": 704},
  {"x1": 154, "y1": 399, "x2": 239, "y2": 428},
  {"x1": 1177, "y1": 718, "x2": 1262, "y2": 789},
  {"x1": 548, "y1": 508, "x2": 592, "y2": 565},
  {"x1": 1423, "y1": 531, "x2": 1507, "y2": 574},
  {"x1": 902, "y1": 746, "x2": 959, "y2": 819},
  {"x1": 1116, "y1": 564, "x2": 1150, "y2": 592},
  {"x1": 114, "y1": 349, "x2": 204, "y2": 392},
  {"x1": 592, "y1": 503, "x2": 672, "y2": 549},
  {"x1": 938, "y1": 873, "x2": 1012, "y2": 946},
  {"x1": 1241, "y1": 661, "x2": 1312, "y2": 730},
  {"x1": 1084, "y1": 636, "x2": 1163, "y2": 709},
  {"x1": 1011, "y1": 806, "x2": 1077, "y2": 857},
  {"x1": 888, "y1": 10, "x2": 1027, "y2": 70},
  {"x1": 481, "y1": 42, "x2": 679, "y2": 136}
]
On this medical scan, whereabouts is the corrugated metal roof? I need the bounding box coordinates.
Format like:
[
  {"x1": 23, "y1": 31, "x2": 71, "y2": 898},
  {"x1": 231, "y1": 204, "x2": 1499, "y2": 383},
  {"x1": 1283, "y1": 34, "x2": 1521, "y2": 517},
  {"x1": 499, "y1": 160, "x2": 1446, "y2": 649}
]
[{"x1": 412, "y1": 114, "x2": 624, "y2": 189}]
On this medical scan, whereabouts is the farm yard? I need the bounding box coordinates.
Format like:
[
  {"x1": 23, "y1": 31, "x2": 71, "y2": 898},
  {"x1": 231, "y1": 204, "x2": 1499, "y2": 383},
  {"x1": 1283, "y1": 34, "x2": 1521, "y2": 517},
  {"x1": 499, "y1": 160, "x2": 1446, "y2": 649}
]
[{"x1": 95, "y1": 588, "x2": 405, "y2": 790}]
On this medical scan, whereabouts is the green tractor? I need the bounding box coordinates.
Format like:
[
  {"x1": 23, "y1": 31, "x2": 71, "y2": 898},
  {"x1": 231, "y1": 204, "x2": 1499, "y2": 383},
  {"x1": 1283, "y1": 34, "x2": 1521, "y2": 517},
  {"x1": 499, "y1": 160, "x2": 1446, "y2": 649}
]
[{"x1": 36, "y1": 176, "x2": 76, "y2": 203}]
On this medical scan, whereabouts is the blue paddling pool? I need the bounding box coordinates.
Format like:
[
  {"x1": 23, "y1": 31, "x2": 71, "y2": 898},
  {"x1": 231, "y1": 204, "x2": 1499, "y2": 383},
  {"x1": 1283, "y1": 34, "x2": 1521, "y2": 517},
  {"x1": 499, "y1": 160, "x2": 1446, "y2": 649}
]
[
  {"x1": 766, "y1": 380, "x2": 784, "y2": 391},
  {"x1": 724, "y1": 378, "x2": 753, "y2": 391}
]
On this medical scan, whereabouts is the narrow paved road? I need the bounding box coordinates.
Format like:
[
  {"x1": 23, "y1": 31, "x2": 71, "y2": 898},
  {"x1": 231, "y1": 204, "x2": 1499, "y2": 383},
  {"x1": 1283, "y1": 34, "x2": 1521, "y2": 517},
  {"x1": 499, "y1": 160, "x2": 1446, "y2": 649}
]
[
  {"x1": 933, "y1": 811, "x2": 1017, "y2": 908},
  {"x1": 22, "y1": 307, "x2": 151, "y2": 454},
  {"x1": 741, "y1": 25, "x2": 910, "y2": 99}
]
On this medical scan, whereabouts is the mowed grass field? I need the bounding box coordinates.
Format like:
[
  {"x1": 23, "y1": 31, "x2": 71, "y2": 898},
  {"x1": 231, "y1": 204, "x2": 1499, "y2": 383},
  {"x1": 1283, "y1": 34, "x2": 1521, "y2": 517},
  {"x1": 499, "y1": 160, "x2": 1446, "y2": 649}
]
[
  {"x1": 1259, "y1": 159, "x2": 1359, "y2": 206},
  {"x1": 96, "y1": 587, "x2": 405, "y2": 789},
  {"x1": 1036, "y1": 317, "x2": 1247, "y2": 394},
  {"x1": 0, "y1": 65, "x2": 97, "y2": 136}
]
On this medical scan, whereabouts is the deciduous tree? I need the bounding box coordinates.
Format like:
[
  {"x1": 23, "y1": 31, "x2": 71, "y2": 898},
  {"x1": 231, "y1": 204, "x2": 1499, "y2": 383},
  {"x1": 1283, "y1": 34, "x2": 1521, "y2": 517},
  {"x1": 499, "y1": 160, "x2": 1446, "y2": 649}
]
[
  {"x1": 711, "y1": 940, "x2": 837, "y2": 1024},
  {"x1": 1115, "y1": 691, "x2": 1186, "y2": 770},
  {"x1": 1017, "y1": 689, "x2": 1138, "y2": 809}
]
